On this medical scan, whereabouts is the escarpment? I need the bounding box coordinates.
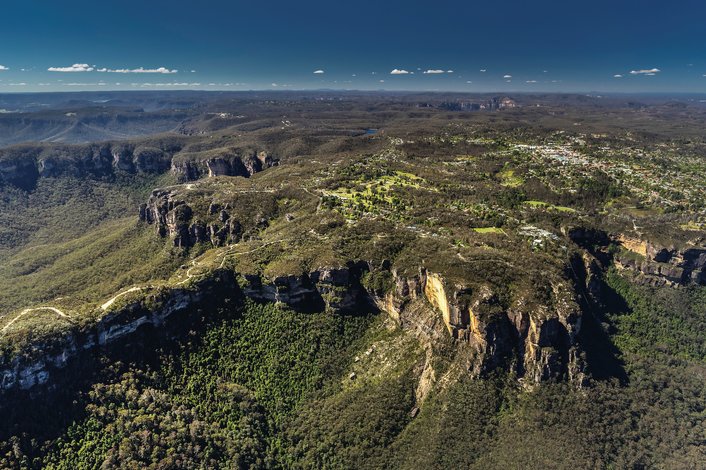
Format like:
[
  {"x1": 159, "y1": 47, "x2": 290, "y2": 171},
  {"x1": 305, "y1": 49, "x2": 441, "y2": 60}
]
[
  {"x1": 614, "y1": 234, "x2": 706, "y2": 286},
  {"x1": 170, "y1": 150, "x2": 278, "y2": 182},
  {"x1": 569, "y1": 227, "x2": 706, "y2": 287},
  {"x1": 0, "y1": 255, "x2": 588, "y2": 398},
  {"x1": 0, "y1": 142, "x2": 177, "y2": 190},
  {"x1": 380, "y1": 267, "x2": 584, "y2": 383},
  {"x1": 18, "y1": 174, "x2": 691, "y2": 400},
  {"x1": 0, "y1": 271, "x2": 237, "y2": 394},
  {"x1": 241, "y1": 263, "x2": 585, "y2": 384},
  {"x1": 0, "y1": 142, "x2": 278, "y2": 190}
]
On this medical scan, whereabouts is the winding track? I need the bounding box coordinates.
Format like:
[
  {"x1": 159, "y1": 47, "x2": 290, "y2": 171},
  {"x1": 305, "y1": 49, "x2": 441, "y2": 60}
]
[
  {"x1": 2, "y1": 238, "x2": 291, "y2": 335},
  {"x1": 100, "y1": 286, "x2": 146, "y2": 310},
  {"x1": 1, "y1": 307, "x2": 72, "y2": 334}
]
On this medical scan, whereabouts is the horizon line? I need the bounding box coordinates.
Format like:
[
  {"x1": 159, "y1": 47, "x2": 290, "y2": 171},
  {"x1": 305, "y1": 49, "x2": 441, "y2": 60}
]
[{"x1": 1, "y1": 88, "x2": 705, "y2": 96}]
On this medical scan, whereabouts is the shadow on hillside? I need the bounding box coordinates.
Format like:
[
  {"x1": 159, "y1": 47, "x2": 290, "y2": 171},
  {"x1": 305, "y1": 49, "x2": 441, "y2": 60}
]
[{"x1": 578, "y1": 277, "x2": 629, "y2": 384}]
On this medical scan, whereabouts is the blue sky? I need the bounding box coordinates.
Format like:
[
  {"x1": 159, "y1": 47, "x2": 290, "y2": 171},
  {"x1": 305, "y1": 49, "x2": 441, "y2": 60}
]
[{"x1": 0, "y1": 0, "x2": 705, "y2": 92}]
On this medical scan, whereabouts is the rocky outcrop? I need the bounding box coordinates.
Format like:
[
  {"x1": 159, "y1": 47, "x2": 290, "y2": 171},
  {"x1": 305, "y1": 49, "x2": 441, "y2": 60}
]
[
  {"x1": 242, "y1": 264, "x2": 370, "y2": 313},
  {"x1": 427, "y1": 271, "x2": 581, "y2": 382},
  {"x1": 615, "y1": 235, "x2": 706, "y2": 286},
  {"x1": 139, "y1": 190, "x2": 245, "y2": 248},
  {"x1": 368, "y1": 266, "x2": 584, "y2": 384},
  {"x1": 567, "y1": 227, "x2": 706, "y2": 287},
  {"x1": 170, "y1": 151, "x2": 278, "y2": 182}
]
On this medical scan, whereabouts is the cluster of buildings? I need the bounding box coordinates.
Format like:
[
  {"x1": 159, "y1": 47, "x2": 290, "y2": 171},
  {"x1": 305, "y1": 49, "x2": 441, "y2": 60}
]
[{"x1": 415, "y1": 96, "x2": 518, "y2": 111}]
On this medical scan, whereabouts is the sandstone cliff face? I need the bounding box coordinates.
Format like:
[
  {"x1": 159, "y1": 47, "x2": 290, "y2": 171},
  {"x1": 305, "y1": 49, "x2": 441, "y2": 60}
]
[
  {"x1": 170, "y1": 151, "x2": 278, "y2": 182},
  {"x1": 0, "y1": 143, "x2": 176, "y2": 190},
  {"x1": 0, "y1": 271, "x2": 236, "y2": 393},
  {"x1": 241, "y1": 264, "x2": 370, "y2": 313},
  {"x1": 615, "y1": 235, "x2": 706, "y2": 286},
  {"x1": 425, "y1": 271, "x2": 581, "y2": 382},
  {"x1": 139, "y1": 190, "x2": 244, "y2": 248},
  {"x1": 0, "y1": 254, "x2": 590, "y2": 397},
  {"x1": 370, "y1": 266, "x2": 584, "y2": 384},
  {"x1": 0, "y1": 144, "x2": 277, "y2": 190},
  {"x1": 568, "y1": 227, "x2": 705, "y2": 287}
]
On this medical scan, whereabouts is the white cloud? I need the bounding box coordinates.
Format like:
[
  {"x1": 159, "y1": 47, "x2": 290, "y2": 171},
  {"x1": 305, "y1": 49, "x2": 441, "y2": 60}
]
[
  {"x1": 390, "y1": 69, "x2": 410, "y2": 74},
  {"x1": 313, "y1": 69, "x2": 325, "y2": 74},
  {"x1": 447, "y1": 70, "x2": 453, "y2": 73},
  {"x1": 503, "y1": 74, "x2": 512, "y2": 78},
  {"x1": 614, "y1": 74, "x2": 623, "y2": 78},
  {"x1": 466, "y1": 80, "x2": 472, "y2": 84},
  {"x1": 9, "y1": 83, "x2": 26, "y2": 86},
  {"x1": 423, "y1": 69, "x2": 445, "y2": 74},
  {"x1": 48, "y1": 63, "x2": 94, "y2": 72},
  {"x1": 379, "y1": 79, "x2": 385, "y2": 83},
  {"x1": 0, "y1": 65, "x2": 8, "y2": 71},
  {"x1": 629, "y1": 68, "x2": 660, "y2": 75},
  {"x1": 65, "y1": 82, "x2": 107, "y2": 86},
  {"x1": 99, "y1": 66, "x2": 177, "y2": 74},
  {"x1": 136, "y1": 82, "x2": 201, "y2": 87},
  {"x1": 480, "y1": 69, "x2": 486, "y2": 72},
  {"x1": 526, "y1": 80, "x2": 537, "y2": 83}
]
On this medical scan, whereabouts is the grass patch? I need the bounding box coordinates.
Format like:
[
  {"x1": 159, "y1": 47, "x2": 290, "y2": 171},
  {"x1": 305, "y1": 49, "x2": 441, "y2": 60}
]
[
  {"x1": 525, "y1": 200, "x2": 576, "y2": 212},
  {"x1": 498, "y1": 169, "x2": 524, "y2": 187},
  {"x1": 472, "y1": 227, "x2": 506, "y2": 234}
]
